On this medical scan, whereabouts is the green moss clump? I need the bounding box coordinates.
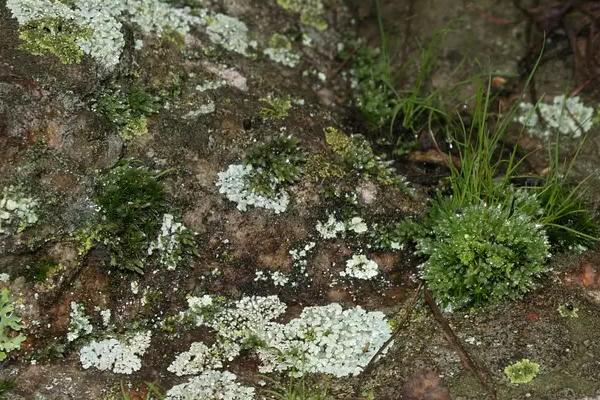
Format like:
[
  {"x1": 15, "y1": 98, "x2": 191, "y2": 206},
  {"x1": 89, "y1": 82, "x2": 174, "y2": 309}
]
[
  {"x1": 259, "y1": 96, "x2": 293, "y2": 120},
  {"x1": 276, "y1": 0, "x2": 328, "y2": 31},
  {"x1": 245, "y1": 136, "x2": 306, "y2": 196},
  {"x1": 557, "y1": 303, "x2": 579, "y2": 318},
  {"x1": 348, "y1": 47, "x2": 396, "y2": 128},
  {"x1": 24, "y1": 260, "x2": 61, "y2": 283},
  {"x1": 95, "y1": 86, "x2": 159, "y2": 141},
  {"x1": 324, "y1": 127, "x2": 406, "y2": 188},
  {"x1": 95, "y1": 162, "x2": 167, "y2": 273},
  {"x1": 0, "y1": 289, "x2": 26, "y2": 362},
  {"x1": 370, "y1": 219, "x2": 422, "y2": 251},
  {"x1": 417, "y1": 202, "x2": 550, "y2": 309},
  {"x1": 18, "y1": 17, "x2": 92, "y2": 64},
  {"x1": 304, "y1": 154, "x2": 346, "y2": 181},
  {"x1": 504, "y1": 359, "x2": 540, "y2": 384}
]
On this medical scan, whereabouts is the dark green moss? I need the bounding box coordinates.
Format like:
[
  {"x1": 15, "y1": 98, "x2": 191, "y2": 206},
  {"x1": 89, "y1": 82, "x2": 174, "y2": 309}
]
[
  {"x1": 95, "y1": 86, "x2": 159, "y2": 140},
  {"x1": 95, "y1": 162, "x2": 167, "y2": 273},
  {"x1": 23, "y1": 259, "x2": 60, "y2": 283},
  {"x1": 245, "y1": 135, "x2": 306, "y2": 196}
]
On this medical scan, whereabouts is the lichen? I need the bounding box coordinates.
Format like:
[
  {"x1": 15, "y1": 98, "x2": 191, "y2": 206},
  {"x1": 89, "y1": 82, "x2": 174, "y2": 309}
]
[
  {"x1": 67, "y1": 301, "x2": 93, "y2": 342},
  {"x1": 205, "y1": 13, "x2": 254, "y2": 56},
  {"x1": 166, "y1": 370, "x2": 255, "y2": 400},
  {"x1": 79, "y1": 331, "x2": 152, "y2": 374},
  {"x1": 276, "y1": 0, "x2": 328, "y2": 31},
  {"x1": 264, "y1": 34, "x2": 301, "y2": 68},
  {"x1": 0, "y1": 289, "x2": 26, "y2": 362},
  {"x1": 517, "y1": 95, "x2": 594, "y2": 139},
  {"x1": 0, "y1": 186, "x2": 39, "y2": 234}
]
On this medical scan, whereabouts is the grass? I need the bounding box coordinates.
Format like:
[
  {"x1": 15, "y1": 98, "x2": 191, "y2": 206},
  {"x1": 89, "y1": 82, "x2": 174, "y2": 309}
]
[
  {"x1": 0, "y1": 380, "x2": 15, "y2": 400},
  {"x1": 263, "y1": 378, "x2": 330, "y2": 400}
]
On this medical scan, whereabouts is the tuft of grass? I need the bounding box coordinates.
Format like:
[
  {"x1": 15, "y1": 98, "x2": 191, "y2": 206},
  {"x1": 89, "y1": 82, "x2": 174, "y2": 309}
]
[
  {"x1": 0, "y1": 379, "x2": 15, "y2": 400},
  {"x1": 418, "y1": 78, "x2": 597, "y2": 308},
  {"x1": 264, "y1": 378, "x2": 330, "y2": 400},
  {"x1": 95, "y1": 161, "x2": 168, "y2": 273}
]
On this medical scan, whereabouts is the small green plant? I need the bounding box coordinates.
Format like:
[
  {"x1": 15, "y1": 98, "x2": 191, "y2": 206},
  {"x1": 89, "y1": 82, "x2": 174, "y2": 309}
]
[
  {"x1": 349, "y1": 46, "x2": 397, "y2": 129},
  {"x1": 276, "y1": 0, "x2": 327, "y2": 31},
  {"x1": 534, "y1": 138, "x2": 599, "y2": 249},
  {"x1": 0, "y1": 379, "x2": 16, "y2": 400},
  {"x1": 370, "y1": 218, "x2": 422, "y2": 251},
  {"x1": 0, "y1": 289, "x2": 26, "y2": 361},
  {"x1": 95, "y1": 162, "x2": 167, "y2": 273},
  {"x1": 18, "y1": 17, "x2": 92, "y2": 64},
  {"x1": 264, "y1": 378, "x2": 330, "y2": 400},
  {"x1": 259, "y1": 96, "x2": 293, "y2": 120},
  {"x1": 245, "y1": 135, "x2": 306, "y2": 195},
  {"x1": 417, "y1": 202, "x2": 550, "y2": 309},
  {"x1": 95, "y1": 86, "x2": 159, "y2": 140},
  {"x1": 324, "y1": 127, "x2": 408, "y2": 189},
  {"x1": 504, "y1": 359, "x2": 540, "y2": 384}
]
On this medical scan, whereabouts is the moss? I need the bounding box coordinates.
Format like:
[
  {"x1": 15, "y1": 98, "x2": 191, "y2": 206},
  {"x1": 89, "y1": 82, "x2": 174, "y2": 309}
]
[
  {"x1": 268, "y1": 33, "x2": 293, "y2": 50},
  {"x1": 417, "y1": 202, "x2": 549, "y2": 309},
  {"x1": 347, "y1": 46, "x2": 396, "y2": 128},
  {"x1": 94, "y1": 162, "x2": 167, "y2": 273},
  {"x1": 259, "y1": 96, "x2": 293, "y2": 120},
  {"x1": 324, "y1": 127, "x2": 406, "y2": 188},
  {"x1": 304, "y1": 154, "x2": 346, "y2": 181},
  {"x1": 23, "y1": 259, "x2": 61, "y2": 283},
  {"x1": 276, "y1": 0, "x2": 328, "y2": 31},
  {"x1": 95, "y1": 86, "x2": 159, "y2": 141},
  {"x1": 504, "y1": 359, "x2": 540, "y2": 384},
  {"x1": 18, "y1": 17, "x2": 92, "y2": 64},
  {"x1": 245, "y1": 135, "x2": 306, "y2": 196}
]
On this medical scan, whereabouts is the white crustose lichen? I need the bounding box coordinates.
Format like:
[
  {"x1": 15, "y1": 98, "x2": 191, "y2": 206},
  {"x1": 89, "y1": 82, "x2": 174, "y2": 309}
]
[
  {"x1": 67, "y1": 302, "x2": 93, "y2": 342},
  {"x1": 147, "y1": 213, "x2": 190, "y2": 270},
  {"x1": 79, "y1": 330, "x2": 151, "y2": 374},
  {"x1": 341, "y1": 254, "x2": 380, "y2": 280},
  {"x1": 166, "y1": 370, "x2": 255, "y2": 400},
  {"x1": 0, "y1": 186, "x2": 38, "y2": 234},
  {"x1": 517, "y1": 95, "x2": 594, "y2": 139},
  {"x1": 216, "y1": 164, "x2": 290, "y2": 214}
]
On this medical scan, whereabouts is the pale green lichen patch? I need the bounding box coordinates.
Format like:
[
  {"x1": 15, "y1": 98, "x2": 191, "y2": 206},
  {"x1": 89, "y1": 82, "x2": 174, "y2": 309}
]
[
  {"x1": 204, "y1": 13, "x2": 255, "y2": 56},
  {"x1": 0, "y1": 289, "x2": 26, "y2": 362},
  {"x1": 0, "y1": 186, "x2": 39, "y2": 234},
  {"x1": 18, "y1": 16, "x2": 92, "y2": 64},
  {"x1": 276, "y1": 0, "x2": 328, "y2": 31},
  {"x1": 263, "y1": 33, "x2": 301, "y2": 68}
]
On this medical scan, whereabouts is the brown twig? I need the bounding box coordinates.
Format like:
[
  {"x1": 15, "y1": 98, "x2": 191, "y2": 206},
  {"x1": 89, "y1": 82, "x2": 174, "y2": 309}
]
[
  {"x1": 354, "y1": 282, "x2": 424, "y2": 395},
  {"x1": 423, "y1": 287, "x2": 497, "y2": 400}
]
